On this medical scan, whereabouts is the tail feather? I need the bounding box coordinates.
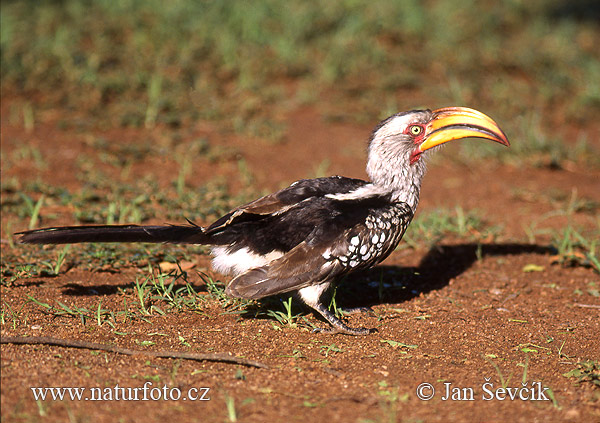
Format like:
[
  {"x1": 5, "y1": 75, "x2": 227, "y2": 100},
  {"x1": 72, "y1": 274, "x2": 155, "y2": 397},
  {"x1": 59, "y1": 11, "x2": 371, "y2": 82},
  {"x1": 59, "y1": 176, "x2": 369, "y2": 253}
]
[{"x1": 16, "y1": 224, "x2": 210, "y2": 245}]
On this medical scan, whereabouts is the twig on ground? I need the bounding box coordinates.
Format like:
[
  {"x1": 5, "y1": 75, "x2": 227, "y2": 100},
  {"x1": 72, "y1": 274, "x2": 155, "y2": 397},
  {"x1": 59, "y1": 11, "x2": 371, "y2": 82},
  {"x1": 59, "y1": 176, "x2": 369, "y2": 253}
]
[
  {"x1": 0, "y1": 336, "x2": 269, "y2": 369},
  {"x1": 574, "y1": 303, "x2": 600, "y2": 309}
]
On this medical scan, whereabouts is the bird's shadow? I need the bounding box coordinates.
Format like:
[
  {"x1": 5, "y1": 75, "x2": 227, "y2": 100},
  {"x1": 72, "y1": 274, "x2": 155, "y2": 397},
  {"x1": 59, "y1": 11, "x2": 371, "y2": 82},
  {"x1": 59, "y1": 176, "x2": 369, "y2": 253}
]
[
  {"x1": 244, "y1": 242, "x2": 555, "y2": 323},
  {"x1": 329, "y1": 242, "x2": 555, "y2": 310}
]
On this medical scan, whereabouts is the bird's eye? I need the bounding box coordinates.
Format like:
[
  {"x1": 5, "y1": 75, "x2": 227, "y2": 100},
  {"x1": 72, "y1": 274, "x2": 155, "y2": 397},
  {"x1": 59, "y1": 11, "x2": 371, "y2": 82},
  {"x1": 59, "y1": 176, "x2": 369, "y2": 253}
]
[{"x1": 409, "y1": 125, "x2": 423, "y2": 136}]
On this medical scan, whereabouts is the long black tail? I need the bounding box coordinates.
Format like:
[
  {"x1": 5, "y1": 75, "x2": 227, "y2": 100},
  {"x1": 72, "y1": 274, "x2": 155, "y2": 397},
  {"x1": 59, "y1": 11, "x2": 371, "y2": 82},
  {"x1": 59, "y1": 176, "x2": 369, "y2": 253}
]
[{"x1": 15, "y1": 224, "x2": 210, "y2": 245}]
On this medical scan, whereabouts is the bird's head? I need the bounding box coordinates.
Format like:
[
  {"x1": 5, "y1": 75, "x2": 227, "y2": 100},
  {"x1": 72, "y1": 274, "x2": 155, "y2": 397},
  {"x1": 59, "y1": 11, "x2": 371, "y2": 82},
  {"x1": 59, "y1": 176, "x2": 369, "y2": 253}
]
[
  {"x1": 368, "y1": 106, "x2": 509, "y2": 166},
  {"x1": 366, "y1": 107, "x2": 509, "y2": 203},
  {"x1": 368, "y1": 107, "x2": 508, "y2": 175}
]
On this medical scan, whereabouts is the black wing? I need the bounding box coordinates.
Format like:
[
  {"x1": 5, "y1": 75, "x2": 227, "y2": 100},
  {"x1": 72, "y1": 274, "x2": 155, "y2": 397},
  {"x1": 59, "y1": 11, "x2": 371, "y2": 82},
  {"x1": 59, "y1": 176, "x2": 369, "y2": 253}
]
[
  {"x1": 225, "y1": 195, "x2": 413, "y2": 299},
  {"x1": 206, "y1": 176, "x2": 369, "y2": 255}
]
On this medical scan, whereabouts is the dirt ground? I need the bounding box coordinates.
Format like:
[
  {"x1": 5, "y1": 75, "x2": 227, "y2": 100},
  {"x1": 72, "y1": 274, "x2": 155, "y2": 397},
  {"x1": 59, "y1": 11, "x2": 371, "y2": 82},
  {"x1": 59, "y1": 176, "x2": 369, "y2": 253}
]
[{"x1": 1, "y1": 97, "x2": 599, "y2": 423}]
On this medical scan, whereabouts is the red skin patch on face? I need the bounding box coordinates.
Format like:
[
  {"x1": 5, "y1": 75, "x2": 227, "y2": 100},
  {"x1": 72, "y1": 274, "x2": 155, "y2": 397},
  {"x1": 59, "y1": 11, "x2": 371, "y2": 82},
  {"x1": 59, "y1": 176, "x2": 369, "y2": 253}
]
[
  {"x1": 410, "y1": 149, "x2": 422, "y2": 165},
  {"x1": 405, "y1": 124, "x2": 426, "y2": 165}
]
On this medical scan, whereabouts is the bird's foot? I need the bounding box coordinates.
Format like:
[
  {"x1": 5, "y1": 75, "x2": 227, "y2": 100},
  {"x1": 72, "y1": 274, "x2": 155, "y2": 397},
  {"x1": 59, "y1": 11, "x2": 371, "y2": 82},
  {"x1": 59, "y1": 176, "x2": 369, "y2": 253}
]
[{"x1": 313, "y1": 303, "x2": 374, "y2": 336}]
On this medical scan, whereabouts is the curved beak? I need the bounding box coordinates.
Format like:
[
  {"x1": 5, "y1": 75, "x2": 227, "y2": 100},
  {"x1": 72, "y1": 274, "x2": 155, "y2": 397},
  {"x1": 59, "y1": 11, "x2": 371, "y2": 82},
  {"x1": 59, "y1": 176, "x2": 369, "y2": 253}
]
[{"x1": 411, "y1": 107, "x2": 510, "y2": 163}]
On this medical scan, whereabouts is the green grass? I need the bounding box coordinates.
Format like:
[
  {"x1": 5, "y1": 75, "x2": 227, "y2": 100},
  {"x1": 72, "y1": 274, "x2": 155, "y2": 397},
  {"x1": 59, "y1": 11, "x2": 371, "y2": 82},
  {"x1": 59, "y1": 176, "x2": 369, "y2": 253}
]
[
  {"x1": 375, "y1": 380, "x2": 406, "y2": 423},
  {"x1": 1, "y1": 155, "x2": 260, "y2": 226},
  {"x1": 402, "y1": 206, "x2": 499, "y2": 248},
  {"x1": 551, "y1": 225, "x2": 600, "y2": 273},
  {"x1": 1, "y1": 0, "x2": 598, "y2": 154},
  {"x1": 225, "y1": 394, "x2": 237, "y2": 423},
  {"x1": 265, "y1": 296, "x2": 303, "y2": 329},
  {"x1": 40, "y1": 245, "x2": 71, "y2": 276},
  {"x1": 563, "y1": 360, "x2": 600, "y2": 388},
  {"x1": 521, "y1": 189, "x2": 600, "y2": 273},
  {"x1": 17, "y1": 267, "x2": 242, "y2": 328},
  {"x1": 18, "y1": 193, "x2": 45, "y2": 230},
  {"x1": 132, "y1": 265, "x2": 206, "y2": 315},
  {"x1": 1, "y1": 300, "x2": 28, "y2": 330}
]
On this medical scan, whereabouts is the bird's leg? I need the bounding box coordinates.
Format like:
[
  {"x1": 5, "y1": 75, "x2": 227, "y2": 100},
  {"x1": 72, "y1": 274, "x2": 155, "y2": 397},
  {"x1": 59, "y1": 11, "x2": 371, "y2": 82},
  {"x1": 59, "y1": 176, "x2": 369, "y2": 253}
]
[
  {"x1": 312, "y1": 303, "x2": 372, "y2": 336},
  {"x1": 297, "y1": 283, "x2": 373, "y2": 335}
]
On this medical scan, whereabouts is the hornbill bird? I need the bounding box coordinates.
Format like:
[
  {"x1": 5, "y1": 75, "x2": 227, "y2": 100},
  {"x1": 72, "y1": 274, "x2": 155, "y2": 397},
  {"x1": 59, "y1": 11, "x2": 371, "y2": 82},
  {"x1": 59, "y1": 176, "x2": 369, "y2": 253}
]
[{"x1": 16, "y1": 107, "x2": 509, "y2": 335}]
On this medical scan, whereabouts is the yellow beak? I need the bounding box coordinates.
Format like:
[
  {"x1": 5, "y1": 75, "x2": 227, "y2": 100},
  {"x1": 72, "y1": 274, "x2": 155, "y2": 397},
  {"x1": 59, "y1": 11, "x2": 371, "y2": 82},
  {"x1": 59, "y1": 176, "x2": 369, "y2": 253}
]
[{"x1": 418, "y1": 107, "x2": 510, "y2": 153}]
